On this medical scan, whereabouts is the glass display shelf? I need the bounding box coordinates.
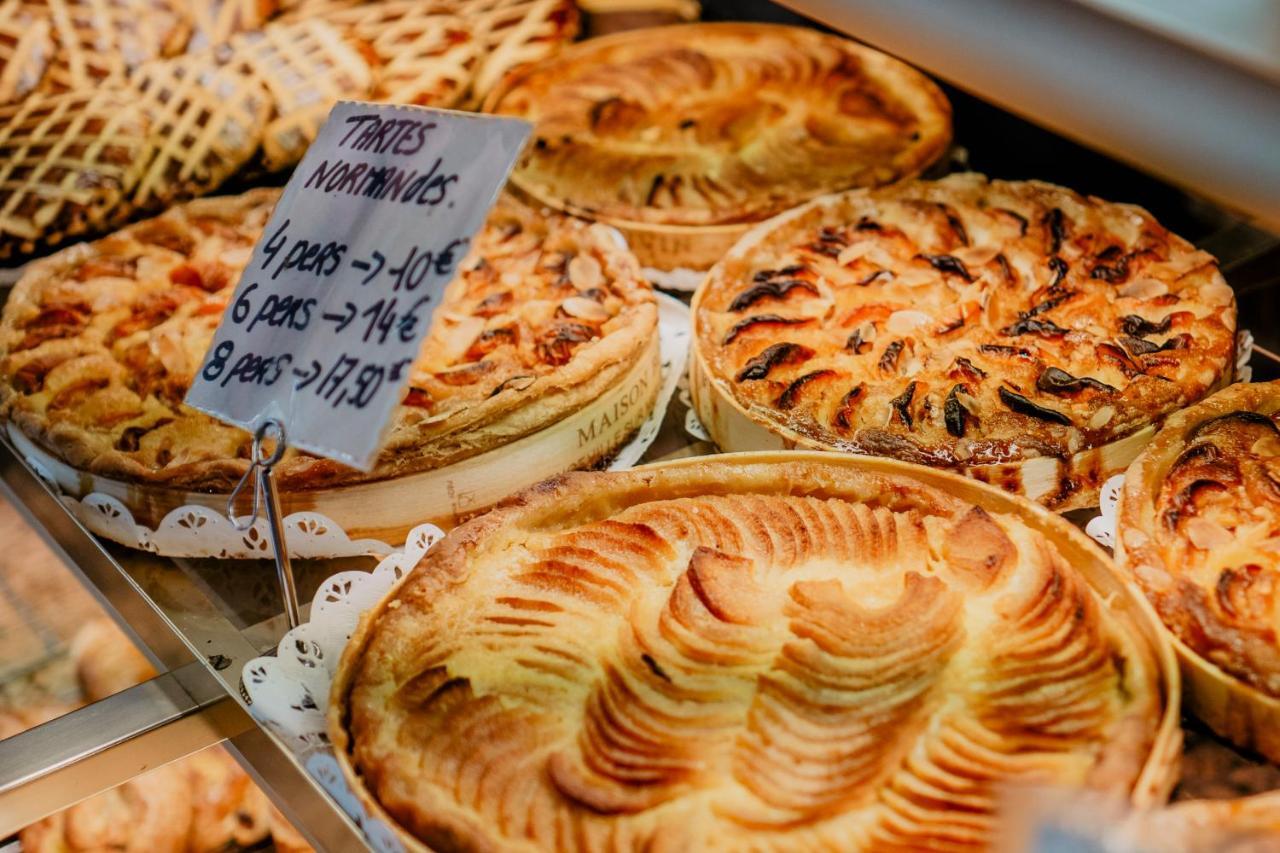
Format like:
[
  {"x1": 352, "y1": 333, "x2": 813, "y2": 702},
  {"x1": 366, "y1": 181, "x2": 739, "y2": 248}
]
[{"x1": 1, "y1": 4, "x2": 1277, "y2": 850}]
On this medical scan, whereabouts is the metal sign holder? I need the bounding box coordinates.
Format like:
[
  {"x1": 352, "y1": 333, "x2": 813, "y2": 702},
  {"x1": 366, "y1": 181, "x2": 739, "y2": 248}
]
[{"x1": 227, "y1": 418, "x2": 301, "y2": 629}]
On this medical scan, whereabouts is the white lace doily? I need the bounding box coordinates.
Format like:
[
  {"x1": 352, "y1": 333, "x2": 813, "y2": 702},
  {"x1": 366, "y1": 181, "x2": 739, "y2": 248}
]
[
  {"x1": 242, "y1": 522, "x2": 445, "y2": 851},
  {"x1": 1085, "y1": 473, "x2": 1126, "y2": 550},
  {"x1": 609, "y1": 293, "x2": 689, "y2": 469},
  {"x1": 642, "y1": 265, "x2": 705, "y2": 292},
  {"x1": 10, "y1": 295, "x2": 690, "y2": 558}
]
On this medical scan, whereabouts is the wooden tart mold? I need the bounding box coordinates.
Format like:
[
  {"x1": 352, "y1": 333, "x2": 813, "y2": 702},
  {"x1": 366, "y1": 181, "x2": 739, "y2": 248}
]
[
  {"x1": 1116, "y1": 380, "x2": 1280, "y2": 763},
  {"x1": 691, "y1": 173, "x2": 1238, "y2": 511},
  {"x1": 0, "y1": 190, "x2": 662, "y2": 551},
  {"x1": 330, "y1": 451, "x2": 1181, "y2": 852},
  {"x1": 484, "y1": 22, "x2": 951, "y2": 274}
]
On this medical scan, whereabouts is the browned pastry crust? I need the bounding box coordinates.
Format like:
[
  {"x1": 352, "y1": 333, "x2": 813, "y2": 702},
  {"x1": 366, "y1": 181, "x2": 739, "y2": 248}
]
[
  {"x1": 485, "y1": 23, "x2": 951, "y2": 230},
  {"x1": 0, "y1": 189, "x2": 657, "y2": 492},
  {"x1": 332, "y1": 454, "x2": 1167, "y2": 852},
  {"x1": 693, "y1": 173, "x2": 1237, "y2": 507},
  {"x1": 1117, "y1": 381, "x2": 1280, "y2": 699}
]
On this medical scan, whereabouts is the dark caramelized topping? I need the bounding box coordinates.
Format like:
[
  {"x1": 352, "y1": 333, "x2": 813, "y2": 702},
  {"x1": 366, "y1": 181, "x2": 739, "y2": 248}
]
[
  {"x1": 878, "y1": 340, "x2": 904, "y2": 373},
  {"x1": 777, "y1": 370, "x2": 836, "y2": 409},
  {"x1": 833, "y1": 384, "x2": 865, "y2": 429},
  {"x1": 537, "y1": 322, "x2": 595, "y2": 366},
  {"x1": 889, "y1": 381, "x2": 917, "y2": 429},
  {"x1": 1026, "y1": 287, "x2": 1075, "y2": 317},
  {"x1": 1047, "y1": 256, "x2": 1068, "y2": 288},
  {"x1": 1001, "y1": 317, "x2": 1069, "y2": 338},
  {"x1": 1090, "y1": 255, "x2": 1130, "y2": 283},
  {"x1": 728, "y1": 278, "x2": 819, "y2": 312},
  {"x1": 722, "y1": 314, "x2": 811, "y2": 345},
  {"x1": 979, "y1": 344, "x2": 1035, "y2": 360},
  {"x1": 949, "y1": 357, "x2": 988, "y2": 381},
  {"x1": 488, "y1": 375, "x2": 536, "y2": 398},
  {"x1": 1036, "y1": 367, "x2": 1117, "y2": 396},
  {"x1": 1119, "y1": 314, "x2": 1171, "y2": 337},
  {"x1": 915, "y1": 253, "x2": 973, "y2": 282},
  {"x1": 945, "y1": 384, "x2": 968, "y2": 437},
  {"x1": 855, "y1": 216, "x2": 881, "y2": 232},
  {"x1": 1044, "y1": 207, "x2": 1067, "y2": 255},
  {"x1": 1096, "y1": 342, "x2": 1144, "y2": 378},
  {"x1": 998, "y1": 387, "x2": 1072, "y2": 426},
  {"x1": 475, "y1": 291, "x2": 512, "y2": 317},
  {"x1": 845, "y1": 327, "x2": 872, "y2": 354},
  {"x1": 936, "y1": 313, "x2": 965, "y2": 334},
  {"x1": 857, "y1": 269, "x2": 893, "y2": 286},
  {"x1": 735, "y1": 343, "x2": 813, "y2": 382}
]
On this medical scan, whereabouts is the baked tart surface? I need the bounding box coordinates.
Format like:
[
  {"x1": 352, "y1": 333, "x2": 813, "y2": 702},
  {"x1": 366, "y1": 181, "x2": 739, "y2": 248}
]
[
  {"x1": 0, "y1": 189, "x2": 657, "y2": 492},
  {"x1": 1118, "y1": 381, "x2": 1280, "y2": 702},
  {"x1": 692, "y1": 173, "x2": 1237, "y2": 509},
  {"x1": 333, "y1": 455, "x2": 1171, "y2": 852},
  {"x1": 484, "y1": 23, "x2": 950, "y2": 252}
]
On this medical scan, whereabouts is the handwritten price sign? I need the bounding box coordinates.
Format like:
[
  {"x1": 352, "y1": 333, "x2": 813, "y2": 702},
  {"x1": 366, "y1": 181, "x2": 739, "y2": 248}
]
[{"x1": 186, "y1": 102, "x2": 530, "y2": 469}]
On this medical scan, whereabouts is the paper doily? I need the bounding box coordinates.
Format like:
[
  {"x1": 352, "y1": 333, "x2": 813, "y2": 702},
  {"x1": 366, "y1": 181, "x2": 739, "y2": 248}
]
[
  {"x1": 242, "y1": 522, "x2": 445, "y2": 851},
  {"x1": 9, "y1": 294, "x2": 690, "y2": 558},
  {"x1": 1084, "y1": 473, "x2": 1126, "y2": 550}
]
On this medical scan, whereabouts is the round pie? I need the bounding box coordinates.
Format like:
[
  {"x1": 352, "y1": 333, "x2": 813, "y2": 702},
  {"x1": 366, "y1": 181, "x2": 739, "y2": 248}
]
[
  {"x1": 0, "y1": 188, "x2": 658, "y2": 535},
  {"x1": 331, "y1": 452, "x2": 1178, "y2": 852},
  {"x1": 1116, "y1": 380, "x2": 1280, "y2": 761},
  {"x1": 691, "y1": 173, "x2": 1238, "y2": 511},
  {"x1": 484, "y1": 22, "x2": 951, "y2": 275}
]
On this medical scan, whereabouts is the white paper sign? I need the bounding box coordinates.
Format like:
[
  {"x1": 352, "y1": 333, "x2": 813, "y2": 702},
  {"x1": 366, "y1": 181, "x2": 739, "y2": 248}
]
[{"x1": 186, "y1": 102, "x2": 530, "y2": 469}]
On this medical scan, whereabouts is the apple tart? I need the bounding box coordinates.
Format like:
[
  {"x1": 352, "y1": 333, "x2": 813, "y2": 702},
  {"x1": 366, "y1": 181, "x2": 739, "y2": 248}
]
[
  {"x1": 1116, "y1": 380, "x2": 1280, "y2": 762},
  {"x1": 484, "y1": 22, "x2": 951, "y2": 275},
  {"x1": 331, "y1": 453, "x2": 1178, "y2": 852},
  {"x1": 691, "y1": 173, "x2": 1238, "y2": 511},
  {"x1": 0, "y1": 189, "x2": 659, "y2": 537}
]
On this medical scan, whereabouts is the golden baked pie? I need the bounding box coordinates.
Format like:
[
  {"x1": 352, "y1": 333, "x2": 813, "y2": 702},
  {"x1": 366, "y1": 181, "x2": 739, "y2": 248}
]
[
  {"x1": 485, "y1": 22, "x2": 951, "y2": 271},
  {"x1": 1116, "y1": 380, "x2": 1280, "y2": 760},
  {"x1": 331, "y1": 453, "x2": 1176, "y2": 852},
  {"x1": 0, "y1": 189, "x2": 657, "y2": 495},
  {"x1": 36, "y1": 0, "x2": 191, "y2": 93},
  {"x1": 691, "y1": 173, "x2": 1238, "y2": 510}
]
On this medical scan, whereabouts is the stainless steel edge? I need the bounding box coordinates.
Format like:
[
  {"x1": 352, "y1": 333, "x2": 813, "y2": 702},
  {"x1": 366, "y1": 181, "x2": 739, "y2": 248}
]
[
  {"x1": 776, "y1": 0, "x2": 1280, "y2": 232},
  {"x1": 0, "y1": 666, "x2": 248, "y2": 835},
  {"x1": 0, "y1": 440, "x2": 372, "y2": 850},
  {"x1": 0, "y1": 442, "x2": 193, "y2": 672}
]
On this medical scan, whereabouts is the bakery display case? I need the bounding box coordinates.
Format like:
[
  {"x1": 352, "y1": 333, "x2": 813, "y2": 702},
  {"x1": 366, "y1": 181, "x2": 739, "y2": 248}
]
[{"x1": 2, "y1": 0, "x2": 1279, "y2": 850}]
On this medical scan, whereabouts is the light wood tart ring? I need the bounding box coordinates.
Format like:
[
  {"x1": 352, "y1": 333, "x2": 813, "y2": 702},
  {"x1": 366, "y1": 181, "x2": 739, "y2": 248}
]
[
  {"x1": 331, "y1": 452, "x2": 1181, "y2": 852},
  {"x1": 691, "y1": 174, "x2": 1238, "y2": 511},
  {"x1": 1117, "y1": 380, "x2": 1280, "y2": 762},
  {"x1": 484, "y1": 23, "x2": 951, "y2": 272}
]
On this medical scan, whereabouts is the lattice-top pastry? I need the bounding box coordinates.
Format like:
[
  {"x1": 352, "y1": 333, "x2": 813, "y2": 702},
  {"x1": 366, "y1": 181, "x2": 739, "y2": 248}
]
[
  {"x1": 692, "y1": 173, "x2": 1238, "y2": 510},
  {"x1": 37, "y1": 0, "x2": 192, "y2": 93},
  {"x1": 331, "y1": 455, "x2": 1170, "y2": 852},
  {"x1": 0, "y1": 189, "x2": 656, "y2": 492},
  {"x1": 485, "y1": 23, "x2": 950, "y2": 231},
  {"x1": 0, "y1": 87, "x2": 152, "y2": 260},
  {"x1": 0, "y1": 0, "x2": 53, "y2": 104},
  {"x1": 1118, "y1": 381, "x2": 1280, "y2": 701}
]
